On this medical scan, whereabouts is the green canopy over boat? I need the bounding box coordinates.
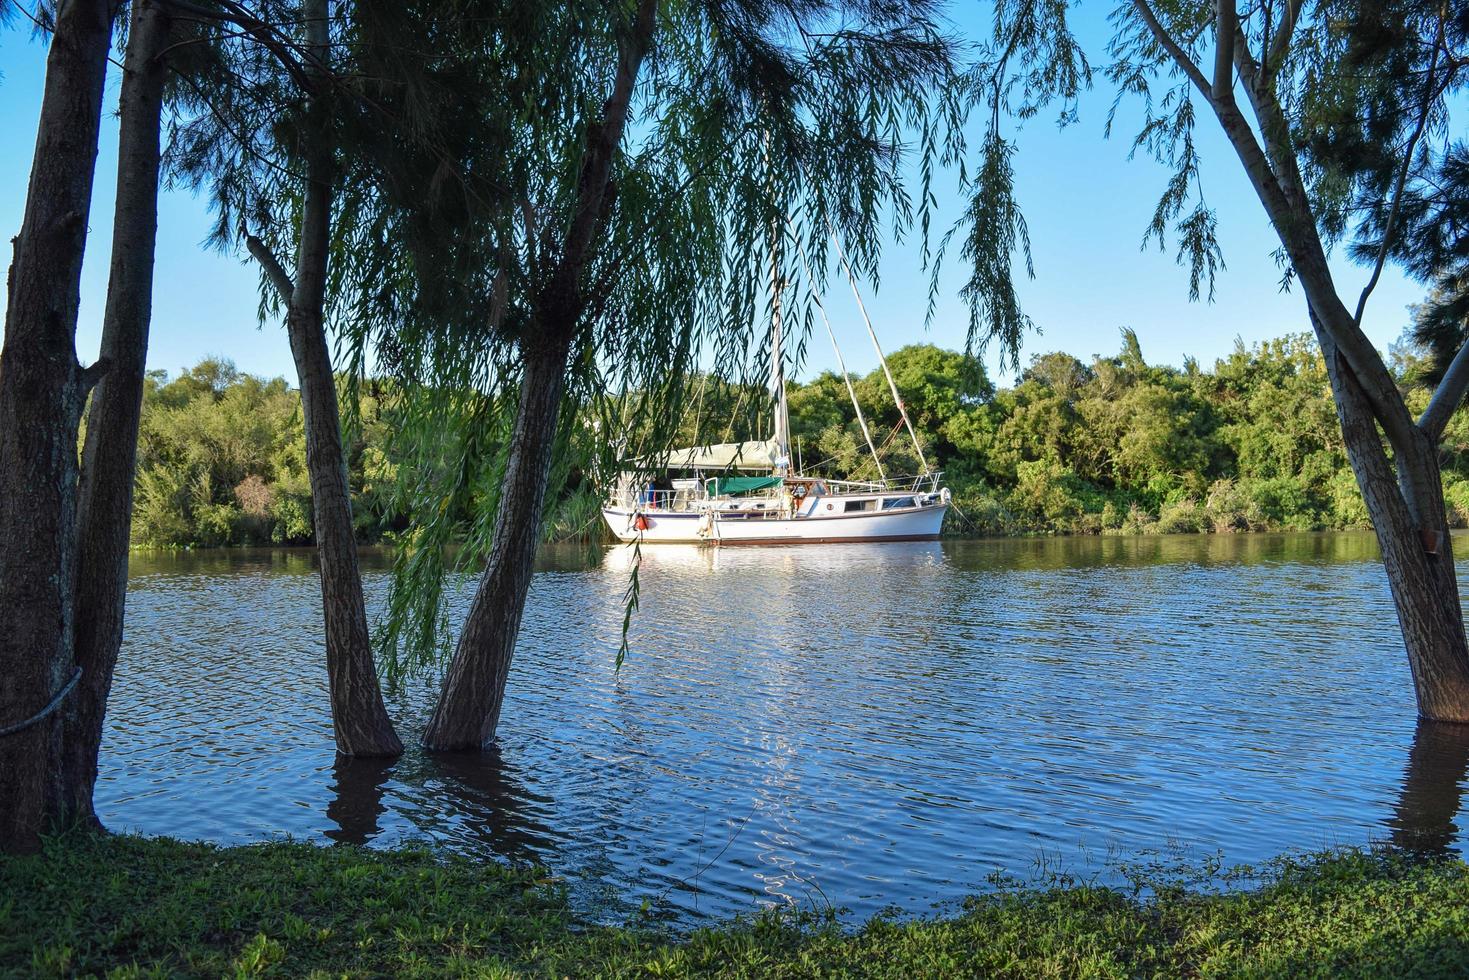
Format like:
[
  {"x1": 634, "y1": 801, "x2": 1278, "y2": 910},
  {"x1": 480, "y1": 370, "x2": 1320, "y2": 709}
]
[{"x1": 712, "y1": 476, "x2": 783, "y2": 496}]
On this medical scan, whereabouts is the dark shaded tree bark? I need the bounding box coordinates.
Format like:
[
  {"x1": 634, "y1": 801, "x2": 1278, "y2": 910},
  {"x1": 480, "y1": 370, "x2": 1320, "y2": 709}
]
[
  {"x1": 0, "y1": 0, "x2": 117, "y2": 855},
  {"x1": 422, "y1": 0, "x2": 658, "y2": 752},
  {"x1": 63, "y1": 0, "x2": 175, "y2": 830},
  {"x1": 422, "y1": 332, "x2": 573, "y2": 749},
  {"x1": 248, "y1": 0, "x2": 401, "y2": 757}
]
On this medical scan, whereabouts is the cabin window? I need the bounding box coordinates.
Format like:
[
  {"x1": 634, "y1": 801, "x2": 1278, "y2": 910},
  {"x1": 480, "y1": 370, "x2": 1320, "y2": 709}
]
[
  {"x1": 844, "y1": 499, "x2": 877, "y2": 513},
  {"x1": 881, "y1": 496, "x2": 916, "y2": 510}
]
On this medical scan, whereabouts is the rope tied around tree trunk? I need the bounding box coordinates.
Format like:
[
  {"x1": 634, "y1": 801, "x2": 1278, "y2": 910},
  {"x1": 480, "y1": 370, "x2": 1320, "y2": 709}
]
[{"x1": 0, "y1": 667, "x2": 82, "y2": 738}]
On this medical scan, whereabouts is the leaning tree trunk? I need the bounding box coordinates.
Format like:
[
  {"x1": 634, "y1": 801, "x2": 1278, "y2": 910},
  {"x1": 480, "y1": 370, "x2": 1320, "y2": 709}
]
[
  {"x1": 421, "y1": 0, "x2": 655, "y2": 753},
  {"x1": 1315, "y1": 317, "x2": 1469, "y2": 720},
  {"x1": 1198, "y1": 47, "x2": 1469, "y2": 724},
  {"x1": 0, "y1": 0, "x2": 116, "y2": 855},
  {"x1": 283, "y1": 0, "x2": 401, "y2": 757},
  {"x1": 422, "y1": 332, "x2": 573, "y2": 751},
  {"x1": 63, "y1": 0, "x2": 173, "y2": 830}
]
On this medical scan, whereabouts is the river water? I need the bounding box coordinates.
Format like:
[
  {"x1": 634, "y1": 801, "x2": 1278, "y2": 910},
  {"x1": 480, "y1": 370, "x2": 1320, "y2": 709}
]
[{"x1": 99, "y1": 534, "x2": 1469, "y2": 922}]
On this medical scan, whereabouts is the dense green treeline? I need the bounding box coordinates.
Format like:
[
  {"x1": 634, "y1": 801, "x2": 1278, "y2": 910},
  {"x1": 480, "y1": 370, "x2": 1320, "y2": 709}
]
[
  {"x1": 128, "y1": 360, "x2": 397, "y2": 548},
  {"x1": 789, "y1": 332, "x2": 1364, "y2": 535},
  {"x1": 128, "y1": 329, "x2": 1469, "y2": 548}
]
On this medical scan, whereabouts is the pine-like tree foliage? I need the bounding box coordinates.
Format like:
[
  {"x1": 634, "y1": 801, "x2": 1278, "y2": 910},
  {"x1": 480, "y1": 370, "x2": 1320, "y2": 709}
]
[
  {"x1": 1291, "y1": 1, "x2": 1469, "y2": 379},
  {"x1": 953, "y1": 0, "x2": 1465, "y2": 364}
]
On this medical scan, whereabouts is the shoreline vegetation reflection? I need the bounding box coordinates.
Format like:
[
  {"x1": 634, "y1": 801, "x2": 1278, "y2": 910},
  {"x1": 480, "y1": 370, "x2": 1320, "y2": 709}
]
[{"x1": 100, "y1": 534, "x2": 1469, "y2": 922}]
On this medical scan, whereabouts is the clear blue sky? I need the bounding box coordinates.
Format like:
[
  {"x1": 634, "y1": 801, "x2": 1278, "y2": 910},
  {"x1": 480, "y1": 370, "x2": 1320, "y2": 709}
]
[{"x1": 0, "y1": 6, "x2": 1427, "y2": 387}]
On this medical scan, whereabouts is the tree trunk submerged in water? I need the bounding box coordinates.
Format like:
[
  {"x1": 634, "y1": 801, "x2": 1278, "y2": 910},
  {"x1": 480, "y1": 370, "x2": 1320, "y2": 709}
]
[
  {"x1": 0, "y1": 0, "x2": 117, "y2": 854},
  {"x1": 421, "y1": 0, "x2": 657, "y2": 752},
  {"x1": 64, "y1": 0, "x2": 174, "y2": 830},
  {"x1": 1142, "y1": 15, "x2": 1469, "y2": 723},
  {"x1": 1315, "y1": 317, "x2": 1469, "y2": 721},
  {"x1": 286, "y1": 297, "x2": 402, "y2": 757},
  {"x1": 422, "y1": 333, "x2": 573, "y2": 751}
]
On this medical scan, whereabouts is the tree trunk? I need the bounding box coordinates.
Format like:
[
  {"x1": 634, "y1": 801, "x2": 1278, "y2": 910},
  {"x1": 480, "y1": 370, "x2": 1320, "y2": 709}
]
[
  {"x1": 0, "y1": 0, "x2": 116, "y2": 855},
  {"x1": 420, "y1": 0, "x2": 655, "y2": 753},
  {"x1": 422, "y1": 332, "x2": 573, "y2": 751},
  {"x1": 1192, "y1": 48, "x2": 1469, "y2": 724},
  {"x1": 63, "y1": 0, "x2": 173, "y2": 831},
  {"x1": 285, "y1": 0, "x2": 401, "y2": 758},
  {"x1": 1315, "y1": 319, "x2": 1469, "y2": 721},
  {"x1": 286, "y1": 301, "x2": 402, "y2": 756}
]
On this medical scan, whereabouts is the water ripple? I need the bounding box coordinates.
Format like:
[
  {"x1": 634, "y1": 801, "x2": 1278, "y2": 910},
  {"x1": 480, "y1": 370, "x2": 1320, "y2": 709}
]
[{"x1": 98, "y1": 534, "x2": 1469, "y2": 922}]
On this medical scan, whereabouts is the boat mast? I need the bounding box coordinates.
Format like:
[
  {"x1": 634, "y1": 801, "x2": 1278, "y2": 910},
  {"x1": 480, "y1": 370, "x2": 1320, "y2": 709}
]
[{"x1": 769, "y1": 217, "x2": 792, "y2": 476}]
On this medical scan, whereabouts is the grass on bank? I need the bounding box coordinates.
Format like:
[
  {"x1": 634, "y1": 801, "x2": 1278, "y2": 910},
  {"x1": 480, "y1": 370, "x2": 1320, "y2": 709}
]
[{"x1": 3, "y1": 835, "x2": 1468, "y2": 978}]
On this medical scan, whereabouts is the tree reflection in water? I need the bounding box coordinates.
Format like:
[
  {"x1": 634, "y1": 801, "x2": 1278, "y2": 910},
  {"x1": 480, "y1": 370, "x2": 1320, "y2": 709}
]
[
  {"x1": 325, "y1": 748, "x2": 558, "y2": 860},
  {"x1": 411, "y1": 748, "x2": 557, "y2": 862},
  {"x1": 1389, "y1": 719, "x2": 1469, "y2": 855},
  {"x1": 325, "y1": 756, "x2": 395, "y2": 845}
]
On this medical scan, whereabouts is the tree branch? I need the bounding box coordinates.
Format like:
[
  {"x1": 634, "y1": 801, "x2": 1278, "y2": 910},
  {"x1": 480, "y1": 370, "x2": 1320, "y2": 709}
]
[
  {"x1": 1420, "y1": 339, "x2": 1469, "y2": 441},
  {"x1": 539, "y1": 0, "x2": 658, "y2": 328},
  {"x1": 1132, "y1": 0, "x2": 1211, "y2": 99},
  {"x1": 245, "y1": 233, "x2": 295, "y2": 303},
  {"x1": 77, "y1": 357, "x2": 113, "y2": 398},
  {"x1": 155, "y1": 0, "x2": 318, "y2": 94},
  {"x1": 1213, "y1": 0, "x2": 1236, "y2": 102},
  {"x1": 1222, "y1": 21, "x2": 1426, "y2": 457}
]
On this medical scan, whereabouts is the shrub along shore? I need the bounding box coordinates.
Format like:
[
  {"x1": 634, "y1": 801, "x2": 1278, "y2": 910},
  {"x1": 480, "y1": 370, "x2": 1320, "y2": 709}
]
[
  {"x1": 3, "y1": 835, "x2": 1468, "y2": 977},
  {"x1": 129, "y1": 330, "x2": 1469, "y2": 550}
]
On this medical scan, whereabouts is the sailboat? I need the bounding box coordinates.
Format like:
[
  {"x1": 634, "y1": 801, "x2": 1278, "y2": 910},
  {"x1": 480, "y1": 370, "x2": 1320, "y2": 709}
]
[{"x1": 601, "y1": 234, "x2": 950, "y2": 546}]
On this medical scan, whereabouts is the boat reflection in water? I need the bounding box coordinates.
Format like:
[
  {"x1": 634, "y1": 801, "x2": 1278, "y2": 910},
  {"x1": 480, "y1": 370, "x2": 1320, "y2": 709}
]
[
  {"x1": 96, "y1": 535, "x2": 1469, "y2": 923},
  {"x1": 600, "y1": 538, "x2": 945, "y2": 575}
]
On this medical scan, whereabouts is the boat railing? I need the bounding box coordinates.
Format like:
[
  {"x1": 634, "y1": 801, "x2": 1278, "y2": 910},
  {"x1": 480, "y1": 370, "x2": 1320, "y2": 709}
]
[
  {"x1": 819, "y1": 471, "x2": 944, "y2": 495},
  {"x1": 614, "y1": 487, "x2": 701, "y2": 512},
  {"x1": 612, "y1": 471, "x2": 943, "y2": 510}
]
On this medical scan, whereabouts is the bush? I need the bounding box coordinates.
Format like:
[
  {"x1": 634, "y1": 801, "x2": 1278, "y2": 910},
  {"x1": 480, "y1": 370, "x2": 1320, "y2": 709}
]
[
  {"x1": 270, "y1": 493, "x2": 314, "y2": 544},
  {"x1": 131, "y1": 467, "x2": 193, "y2": 548},
  {"x1": 1154, "y1": 498, "x2": 1207, "y2": 534},
  {"x1": 1009, "y1": 459, "x2": 1103, "y2": 532},
  {"x1": 1444, "y1": 479, "x2": 1469, "y2": 529},
  {"x1": 1204, "y1": 478, "x2": 1252, "y2": 532},
  {"x1": 1243, "y1": 476, "x2": 1315, "y2": 530}
]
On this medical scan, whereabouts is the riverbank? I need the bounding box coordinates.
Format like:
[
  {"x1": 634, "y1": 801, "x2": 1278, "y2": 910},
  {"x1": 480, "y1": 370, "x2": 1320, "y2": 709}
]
[{"x1": 3, "y1": 836, "x2": 1466, "y2": 977}]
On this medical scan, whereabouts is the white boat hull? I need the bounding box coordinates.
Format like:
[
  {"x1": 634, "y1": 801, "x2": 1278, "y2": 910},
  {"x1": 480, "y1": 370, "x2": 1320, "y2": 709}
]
[{"x1": 602, "y1": 501, "x2": 947, "y2": 545}]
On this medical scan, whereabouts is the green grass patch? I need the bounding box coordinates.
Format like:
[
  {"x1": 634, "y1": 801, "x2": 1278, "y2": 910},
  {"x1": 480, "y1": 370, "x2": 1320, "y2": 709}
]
[{"x1": 3, "y1": 835, "x2": 1468, "y2": 977}]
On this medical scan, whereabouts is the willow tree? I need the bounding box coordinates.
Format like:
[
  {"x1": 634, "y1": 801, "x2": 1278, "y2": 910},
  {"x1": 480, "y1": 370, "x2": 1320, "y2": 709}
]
[
  {"x1": 959, "y1": 0, "x2": 1469, "y2": 720},
  {"x1": 0, "y1": 0, "x2": 119, "y2": 853},
  {"x1": 347, "y1": 0, "x2": 952, "y2": 749},
  {"x1": 167, "y1": 0, "x2": 400, "y2": 756}
]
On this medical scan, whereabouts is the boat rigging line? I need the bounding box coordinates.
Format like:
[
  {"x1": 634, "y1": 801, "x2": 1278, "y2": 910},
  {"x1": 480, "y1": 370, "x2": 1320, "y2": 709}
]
[
  {"x1": 792, "y1": 226, "x2": 887, "y2": 482},
  {"x1": 826, "y1": 221, "x2": 930, "y2": 475}
]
